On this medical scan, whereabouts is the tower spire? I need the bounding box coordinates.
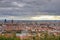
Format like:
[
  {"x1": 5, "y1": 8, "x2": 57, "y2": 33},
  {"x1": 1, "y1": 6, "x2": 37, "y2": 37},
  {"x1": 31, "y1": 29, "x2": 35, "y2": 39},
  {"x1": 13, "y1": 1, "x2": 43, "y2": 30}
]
[
  {"x1": 4, "y1": 19, "x2": 7, "y2": 24},
  {"x1": 11, "y1": 19, "x2": 13, "y2": 24}
]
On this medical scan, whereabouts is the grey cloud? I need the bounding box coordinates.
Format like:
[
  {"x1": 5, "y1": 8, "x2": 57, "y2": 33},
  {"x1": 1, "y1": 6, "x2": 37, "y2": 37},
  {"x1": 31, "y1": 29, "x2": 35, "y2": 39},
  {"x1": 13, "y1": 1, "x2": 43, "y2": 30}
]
[{"x1": 0, "y1": 0, "x2": 60, "y2": 17}]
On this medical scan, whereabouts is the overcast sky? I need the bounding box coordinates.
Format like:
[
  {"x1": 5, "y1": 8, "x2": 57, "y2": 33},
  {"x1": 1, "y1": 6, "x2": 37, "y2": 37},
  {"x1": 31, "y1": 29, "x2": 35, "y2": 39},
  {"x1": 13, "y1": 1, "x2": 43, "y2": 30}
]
[{"x1": 0, "y1": 0, "x2": 60, "y2": 20}]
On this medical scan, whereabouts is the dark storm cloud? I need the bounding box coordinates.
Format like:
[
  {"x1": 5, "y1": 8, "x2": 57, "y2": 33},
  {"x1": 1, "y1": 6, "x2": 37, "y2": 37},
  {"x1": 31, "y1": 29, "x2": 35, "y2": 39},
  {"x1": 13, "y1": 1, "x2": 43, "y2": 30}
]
[{"x1": 0, "y1": 0, "x2": 60, "y2": 17}]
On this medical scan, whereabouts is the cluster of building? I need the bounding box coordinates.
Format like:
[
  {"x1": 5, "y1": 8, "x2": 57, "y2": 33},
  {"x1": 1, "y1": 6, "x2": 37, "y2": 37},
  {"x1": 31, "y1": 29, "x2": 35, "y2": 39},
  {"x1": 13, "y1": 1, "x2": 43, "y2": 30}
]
[
  {"x1": 0, "y1": 20, "x2": 60, "y2": 39},
  {"x1": 0, "y1": 22, "x2": 60, "y2": 32}
]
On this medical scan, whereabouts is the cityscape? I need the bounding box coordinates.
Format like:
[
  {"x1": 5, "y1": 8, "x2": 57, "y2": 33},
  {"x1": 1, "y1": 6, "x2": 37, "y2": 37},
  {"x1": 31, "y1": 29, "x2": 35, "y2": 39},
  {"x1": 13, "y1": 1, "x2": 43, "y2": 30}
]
[
  {"x1": 0, "y1": 20, "x2": 60, "y2": 40},
  {"x1": 0, "y1": 0, "x2": 60, "y2": 40}
]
